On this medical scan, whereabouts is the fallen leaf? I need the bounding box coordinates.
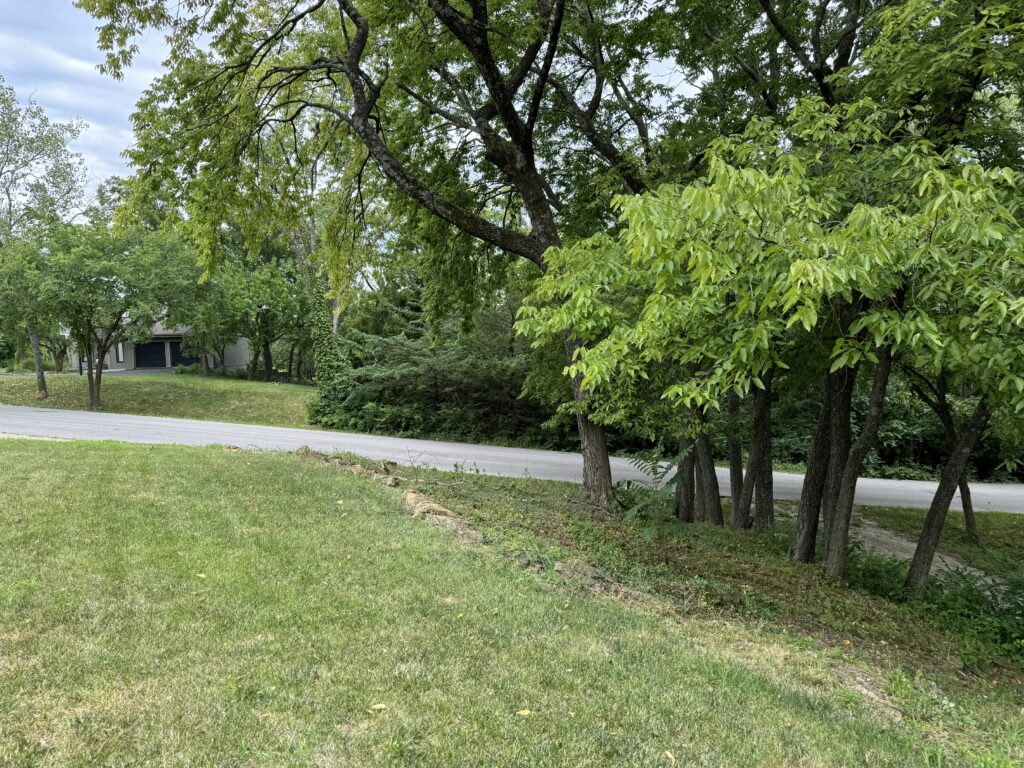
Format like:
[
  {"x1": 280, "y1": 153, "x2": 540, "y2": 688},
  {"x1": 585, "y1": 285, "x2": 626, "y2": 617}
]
[
  {"x1": 369, "y1": 703, "x2": 388, "y2": 712},
  {"x1": 517, "y1": 709, "x2": 532, "y2": 717},
  {"x1": 665, "y1": 751, "x2": 676, "y2": 765}
]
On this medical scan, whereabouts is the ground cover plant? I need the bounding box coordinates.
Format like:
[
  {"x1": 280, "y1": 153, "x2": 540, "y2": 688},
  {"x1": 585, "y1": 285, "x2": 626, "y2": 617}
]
[{"x1": 1, "y1": 438, "x2": 1021, "y2": 766}]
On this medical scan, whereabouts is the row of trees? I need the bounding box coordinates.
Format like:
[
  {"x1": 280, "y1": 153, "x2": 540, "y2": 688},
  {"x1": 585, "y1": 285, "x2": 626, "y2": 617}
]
[
  {"x1": 0, "y1": 75, "x2": 324, "y2": 404},
  {"x1": 77, "y1": 0, "x2": 1024, "y2": 587}
]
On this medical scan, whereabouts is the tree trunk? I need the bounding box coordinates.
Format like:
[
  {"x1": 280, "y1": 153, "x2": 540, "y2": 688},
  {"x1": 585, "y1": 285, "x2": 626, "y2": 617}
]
[
  {"x1": 935, "y1": 387, "x2": 980, "y2": 545},
  {"x1": 959, "y1": 477, "x2": 979, "y2": 544},
  {"x1": 790, "y1": 378, "x2": 833, "y2": 562},
  {"x1": 92, "y1": 363, "x2": 104, "y2": 409},
  {"x1": 84, "y1": 339, "x2": 104, "y2": 409},
  {"x1": 753, "y1": 373, "x2": 775, "y2": 532},
  {"x1": 287, "y1": 345, "x2": 295, "y2": 381},
  {"x1": 905, "y1": 400, "x2": 990, "y2": 589},
  {"x1": 822, "y1": 349, "x2": 893, "y2": 581},
  {"x1": 27, "y1": 323, "x2": 47, "y2": 400},
  {"x1": 821, "y1": 365, "x2": 858, "y2": 540},
  {"x1": 733, "y1": 377, "x2": 772, "y2": 528},
  {"x1": 674, "y1": 434, "x2": 696, "y2": 523},
  {"x1": 51, "y1": 346, "x2": 66, "y2": 374},
  {"x1": 201, "y1": 355, "x2": 211, "y2": 375},
  {"x1": 248, "y1": 351, "x2": 258, "y2": 380},
  {"x1": 727, "y1": 390, "x2": 744, "y2": 522},
  {"x1": 262, "y1": 339, "x2": 273, "y2": 382},
  {"x1": 694, "y1": 430, "x2": 724, "y2": 526},
  {"x1": 563, "y1": 335, "x2": 614, "y2": 507},
  {"x1": 83, "y1": 341, "x2": 94, "y2": 404}
]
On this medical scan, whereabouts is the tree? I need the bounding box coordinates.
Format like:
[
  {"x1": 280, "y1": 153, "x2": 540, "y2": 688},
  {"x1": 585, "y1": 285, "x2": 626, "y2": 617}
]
[
  {"x1": 0, "y1": 74, "x2": 85, "y2": 398},
  {"x1": 78, "y1": 0, "x2": 696, "y2": 505},
  {"x1": 521, "y1": 97, "x2": 1024, "y2": 581},
  {"x1": 49, "y1": 209, "x2": 197, "y2": 408}
]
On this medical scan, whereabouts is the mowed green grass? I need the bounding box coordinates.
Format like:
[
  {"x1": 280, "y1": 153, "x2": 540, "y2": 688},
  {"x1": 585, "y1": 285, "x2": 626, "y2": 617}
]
[
  {"x1": 0, "y1": 373, "x2": 313, "y2": 428},
  {"x1": 0, "y1": 439, "x2": 978, "y2": 767}
]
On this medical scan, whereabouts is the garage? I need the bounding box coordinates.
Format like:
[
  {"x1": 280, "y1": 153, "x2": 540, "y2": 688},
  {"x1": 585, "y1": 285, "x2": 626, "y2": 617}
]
[
  {"x1": 134, "y1": 341, "x2": 167, "y2": 368},
  {"x1": 169, "y1": 341, "x2": 199, "y2": 367}
]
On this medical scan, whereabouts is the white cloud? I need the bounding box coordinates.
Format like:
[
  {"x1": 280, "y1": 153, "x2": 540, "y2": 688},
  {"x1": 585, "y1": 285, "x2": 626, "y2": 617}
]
[{"x1": 0, "y1": 0, "x2": 167, "y2": 192}]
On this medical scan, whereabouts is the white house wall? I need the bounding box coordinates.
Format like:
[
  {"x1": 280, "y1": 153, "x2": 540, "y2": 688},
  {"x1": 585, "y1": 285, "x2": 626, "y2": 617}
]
[{"x1": 221, "y1": 338, "x2": 249, "y2": 371}]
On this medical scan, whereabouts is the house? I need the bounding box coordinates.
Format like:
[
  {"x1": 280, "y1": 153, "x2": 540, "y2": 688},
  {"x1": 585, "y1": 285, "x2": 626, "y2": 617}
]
[{"x1": 70, "y1": 323, "x2": 249, "y2": 372}]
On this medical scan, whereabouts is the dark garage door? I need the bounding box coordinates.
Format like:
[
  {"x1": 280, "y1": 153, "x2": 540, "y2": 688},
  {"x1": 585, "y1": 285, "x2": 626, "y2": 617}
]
[
  {"x1": 170, "y1": 341, "x2": 200, "y2": 367},
  {"x1": 134, "y1": 341, "x2": 166, "y2": 368}
]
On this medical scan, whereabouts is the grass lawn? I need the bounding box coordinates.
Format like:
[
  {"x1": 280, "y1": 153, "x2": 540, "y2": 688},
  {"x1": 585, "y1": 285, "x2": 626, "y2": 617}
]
[
  {"x1": 0, "y1": 373, "x2": 314, "y2": 428},
  {"x1": 1, "y1": 440, "x2": 1021, "y2": 766}
]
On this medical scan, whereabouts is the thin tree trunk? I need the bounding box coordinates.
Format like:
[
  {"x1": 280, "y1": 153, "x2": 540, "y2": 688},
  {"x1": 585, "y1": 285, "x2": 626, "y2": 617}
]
[
  {"x1": 287, "y1": 345, "x2": 295, "y2": 381},
  {"x1": 959, "y1": 477, "x2": 979, "y2": 544},
  {"x1": 262, "y1": 340, "x2": 273, "y2": 382},
  {"x1": 753, "y1": 372, "x2": 775, "y2": 532},
  {"x1": 790, "y1": 378, "x2": 833, "y2": 562},
  {"x1": 53, "y1": 348, "x2": 66, "y2": 374},
  {"x1": 84, "y1": 342, "x2": 96, "y2": 407},
  {"x1": 734, "y1": 379, "x2": 771, "y2": 528},
  {"x1": 92, "y1": 363, "x2": 104, "y2": 409},
  {"x1": 821, "y1": 365, "x2": 858, "y2": 540},
  {"x1": 935, "y1": 383, "x2": 980, "y2": 544},
  {"x1": 563, "y1": 335, "x2": 614, "y2": 507},
  {"x1": 201, "y1": 355, "x2": 211, "y2": 375},
  {"x1": 823, "y1": 349, "x2": 893, "y2": 581},
  {"x1": 727, "y1": 390, "x2": 744, "y2": 523},
  {"x1": 674, "y1": 434, "x2": 696, "y2": 523},
  {"x1": 905, "y1": 400, "x2": 990, "y2": 589},
  {"x1": 694, "y1": 430, "x2": 724, "y2": 526},
  {"x1": 27, "y1": 323, "x2": 47, "y2": 400},
  {"x1": 908, "y1": 370, "x2": 982, "y2": 544}
]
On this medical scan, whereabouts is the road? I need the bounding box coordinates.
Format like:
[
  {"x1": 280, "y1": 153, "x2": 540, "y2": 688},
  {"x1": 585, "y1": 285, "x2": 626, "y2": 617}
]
[{"x1": 1, "y1": 404, "x2": 1022, "y2": 513}]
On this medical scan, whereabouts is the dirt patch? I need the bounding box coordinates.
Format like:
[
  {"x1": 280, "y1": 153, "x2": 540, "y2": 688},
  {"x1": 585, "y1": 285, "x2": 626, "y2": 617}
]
[
  {"x1": 421, "y1": 513, "x2": 484, "y2": 543},
  {"x1": 851, "y1": 519, "x2": 988, "y2": 578},
  {"x1": 835, "y1": 663, "x2": 904, "y2": 722}
]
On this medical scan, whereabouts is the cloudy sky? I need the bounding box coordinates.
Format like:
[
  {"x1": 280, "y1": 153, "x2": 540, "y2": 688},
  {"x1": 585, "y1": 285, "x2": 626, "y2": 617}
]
[{"x1": 0, "y1": 0, "x2": 166, "y2": 191}]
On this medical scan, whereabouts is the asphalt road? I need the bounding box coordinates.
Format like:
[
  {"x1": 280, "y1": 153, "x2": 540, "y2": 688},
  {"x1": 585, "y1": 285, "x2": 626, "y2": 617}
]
[{"x1": 1, "y1": 404, "x2": 1022, "y2": 513}]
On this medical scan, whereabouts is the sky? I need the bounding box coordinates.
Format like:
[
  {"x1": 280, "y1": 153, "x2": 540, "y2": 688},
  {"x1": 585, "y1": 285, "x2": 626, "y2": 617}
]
[{"x1": 0, "y1": 0, "x2": 166, "y2": 192}]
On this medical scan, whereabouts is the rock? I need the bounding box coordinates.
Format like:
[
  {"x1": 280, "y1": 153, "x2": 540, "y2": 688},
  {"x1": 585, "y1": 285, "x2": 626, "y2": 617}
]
[
  {"x1": 294, "y1": 445, "x2": 329, "y2": 461},
  {"x1": 404, "y1": 491, "x2": 452, "y2": 518},
  {"x1": 377, "y1": 474, "x2": 399, "y2": 488}
]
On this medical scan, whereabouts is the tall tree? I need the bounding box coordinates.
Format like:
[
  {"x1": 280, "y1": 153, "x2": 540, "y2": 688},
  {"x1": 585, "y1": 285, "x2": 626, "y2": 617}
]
[
  {"x1": 0, "y1": 74, "x2": 85, "y2": 397},
  {"x1": 49, "y1": 200, "x2": 197, "y2": 408}
]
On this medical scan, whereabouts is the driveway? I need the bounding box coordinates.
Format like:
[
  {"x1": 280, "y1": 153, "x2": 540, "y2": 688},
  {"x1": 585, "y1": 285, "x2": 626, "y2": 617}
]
[{"x1": 1, "y1": 404, "x2": 1021, "y2": 513}]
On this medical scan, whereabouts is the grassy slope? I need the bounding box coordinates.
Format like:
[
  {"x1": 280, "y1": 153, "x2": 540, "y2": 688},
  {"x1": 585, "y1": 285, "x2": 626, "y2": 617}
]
[
  {"x1": 1, "y1": 441, "x2": 1018, "y2": 767},
  {"x1": 0, "y1": 373, "x2": 313, "y2": 428}
]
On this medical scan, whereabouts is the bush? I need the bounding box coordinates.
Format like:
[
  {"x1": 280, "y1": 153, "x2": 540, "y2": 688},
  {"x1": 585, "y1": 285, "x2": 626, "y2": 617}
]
[
  {"x1": 307, "y1": 290, "x2": 575, "y2": 447},
  {"x1": 847, "y1": 547, "x2": 1024, "y2": 669}
]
